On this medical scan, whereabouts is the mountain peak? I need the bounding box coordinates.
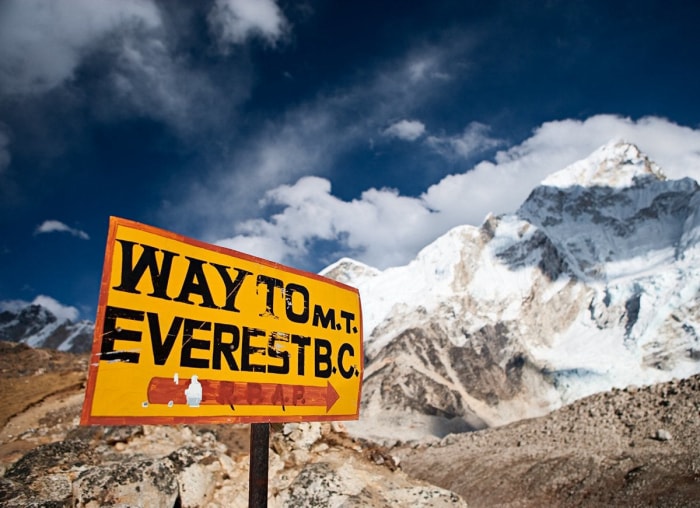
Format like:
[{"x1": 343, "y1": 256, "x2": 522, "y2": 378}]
[
  {"x1": 541, "y1": 140, "x2": 666, "y2": 189},
  {"x1": 319, "y1": 257, "x2": 380, "y2": 287},
  {"x1": 517, "y1": 139, "x2": 697, "y2": 281}
]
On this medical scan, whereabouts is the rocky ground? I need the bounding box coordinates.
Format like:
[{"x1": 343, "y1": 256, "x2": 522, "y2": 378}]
[
  {"x1": 0, "y1": 342, "x2": 462, "y2": 507},
  {"x1": 397, "y1": 377, "x2": 700, "y2": 507},
  {"x1": 1, "y1": 341, "x2": 699, "y2": 506}
]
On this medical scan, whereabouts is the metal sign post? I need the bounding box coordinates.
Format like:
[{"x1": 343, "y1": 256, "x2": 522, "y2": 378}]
[{"x1": 248, "y1": 423, "x2": 270, "y2": 507}]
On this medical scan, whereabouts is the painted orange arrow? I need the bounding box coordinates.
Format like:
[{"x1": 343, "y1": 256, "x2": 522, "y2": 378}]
[{"x1": 147, "y1": 376, "x2": 340, "y2": 412}]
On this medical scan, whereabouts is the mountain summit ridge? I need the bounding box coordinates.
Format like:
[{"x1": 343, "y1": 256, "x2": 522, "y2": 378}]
[{"x1": 540, "y1": 140, "x2": 666, "y2": 189}]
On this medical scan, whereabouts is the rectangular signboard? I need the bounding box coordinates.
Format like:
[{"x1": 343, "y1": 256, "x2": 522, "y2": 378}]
[{"x1": 81, "y1": 217, "x2": 363, "y2": 425}]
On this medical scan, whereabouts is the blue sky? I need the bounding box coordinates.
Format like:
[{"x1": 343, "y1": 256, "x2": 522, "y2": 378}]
[{"x1": 2, "y1": 0, "x2": 700, "y2": 320}]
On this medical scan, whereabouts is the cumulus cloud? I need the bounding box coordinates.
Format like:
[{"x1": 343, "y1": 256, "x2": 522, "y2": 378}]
[
  {"x1": 426, "y1": 122, "x2": 504, "y2": 159},
  {"x1": 160, "y1": 105, "x2": 336, "y2": 238},
  {"x1": 208, "y1": 0, "x2": 288, "y2": 48},
  {"x1": 35, "y1": 220, "x2": 90, "y2": 240},
  {"x1": 217, "y1": 176, "x2": 432, "y2": 268},
  {"x1": 383, "y1": 120, "x2": 426, "y2": 141},
  {"x1": 0, "y1": 0, "x2": 161, "y2": 94},
  {"x1": 425, "y1": 115, "x2": 700, "y2": 233},
  {"x1": 215, "y1": 115, "x2": 700, "y2": 270}
]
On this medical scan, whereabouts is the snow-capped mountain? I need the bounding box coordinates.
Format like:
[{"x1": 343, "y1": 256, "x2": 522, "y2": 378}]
[
  {"x1": 0, "y1": 303, "x2": 93, "y2": 353},
  {"x1": 322, "y1": 140, "x2": 700, "y2": 442}
]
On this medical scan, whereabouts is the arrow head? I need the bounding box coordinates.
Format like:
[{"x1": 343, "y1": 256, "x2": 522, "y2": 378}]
[{"x1": 326, "y1": 381, "x2": 340, "y2": 412}]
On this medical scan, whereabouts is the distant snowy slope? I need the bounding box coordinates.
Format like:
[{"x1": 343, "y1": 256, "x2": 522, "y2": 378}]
[{"x1": 0, "y1": 303, "x2": 93, "y2": 353}]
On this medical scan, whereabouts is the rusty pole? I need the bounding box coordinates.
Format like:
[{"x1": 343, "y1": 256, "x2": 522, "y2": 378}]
[{"x1": 248, "y1": 423, "x2": 270, "y2": 507}]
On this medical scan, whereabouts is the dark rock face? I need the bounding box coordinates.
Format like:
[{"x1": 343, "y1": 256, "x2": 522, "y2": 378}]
[
  {"x1": 516, "y1": 177, "x2": 700, "y2": 279},
  {"x1": 3, "y1": 439, "x2": 93, "y2": 506},
  {"x1": 451, "y1": 322, "x2": 526, "y2": 402},
  {"x1": 284, "y1": 462, "x2": 346, "y2": 506},
  {"x1": 360, "y1": 319, "x2": 549, "y2": 440},
  {"x1": 5, "y1": 440, "x2": 93, "y2": 481},
  {"x1": 1, "y1": 432, "x2": 223, "y2": 508},
  {"x1": 0, "y1": 477, "x2": 47, "y2": 508},
  {"x1": 495, "y1": 228, "x2": 571, "y2": 281}
]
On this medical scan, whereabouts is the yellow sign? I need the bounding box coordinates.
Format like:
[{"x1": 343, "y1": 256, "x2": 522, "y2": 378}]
[{"x1": 81, "y1": 217, "x2": 363, "y2": 425}]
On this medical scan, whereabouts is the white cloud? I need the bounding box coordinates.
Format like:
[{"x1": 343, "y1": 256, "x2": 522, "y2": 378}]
[
  {"x1": 0, "y1": 0, "x2": 161, "y2": 94},
  {"x1": 407, "y1": 55, "x2": 452, "y2": 82},
  {"x1": 35, "y1": 220, "x2": 90, "y2": 240},
  {"x1": 218, "y1": 176, "x2": 433, "y2": 268},
  {"x1": 104, "y1": 31, "x2": 231, "y2": 135},
  {"x1": 215, "y1": 115, "x2": 700, "y2": 271},
  {"x1": 160, "y1": 105, "x2": 336, "y2": 238},
  {"x1": 208, "y1": 0, "x2": 288, "y2": 48},
  {"x1": 426, "y1": 121, "x2": 504, "y2": 159},
  {"x1": 32, "y1": 295, "x2": 80, "y2": 321},
  {"x1": 383, "y1": 120, "x2": 426, "y2": 141},
  {"x1": 0, "y1": 295, "x2": 79, "y2": 321}
]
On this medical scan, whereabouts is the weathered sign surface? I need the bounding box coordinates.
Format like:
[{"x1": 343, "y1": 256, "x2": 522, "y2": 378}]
[{"x1": 81, "y1": 217, "x2": 363, "y2": 425}]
